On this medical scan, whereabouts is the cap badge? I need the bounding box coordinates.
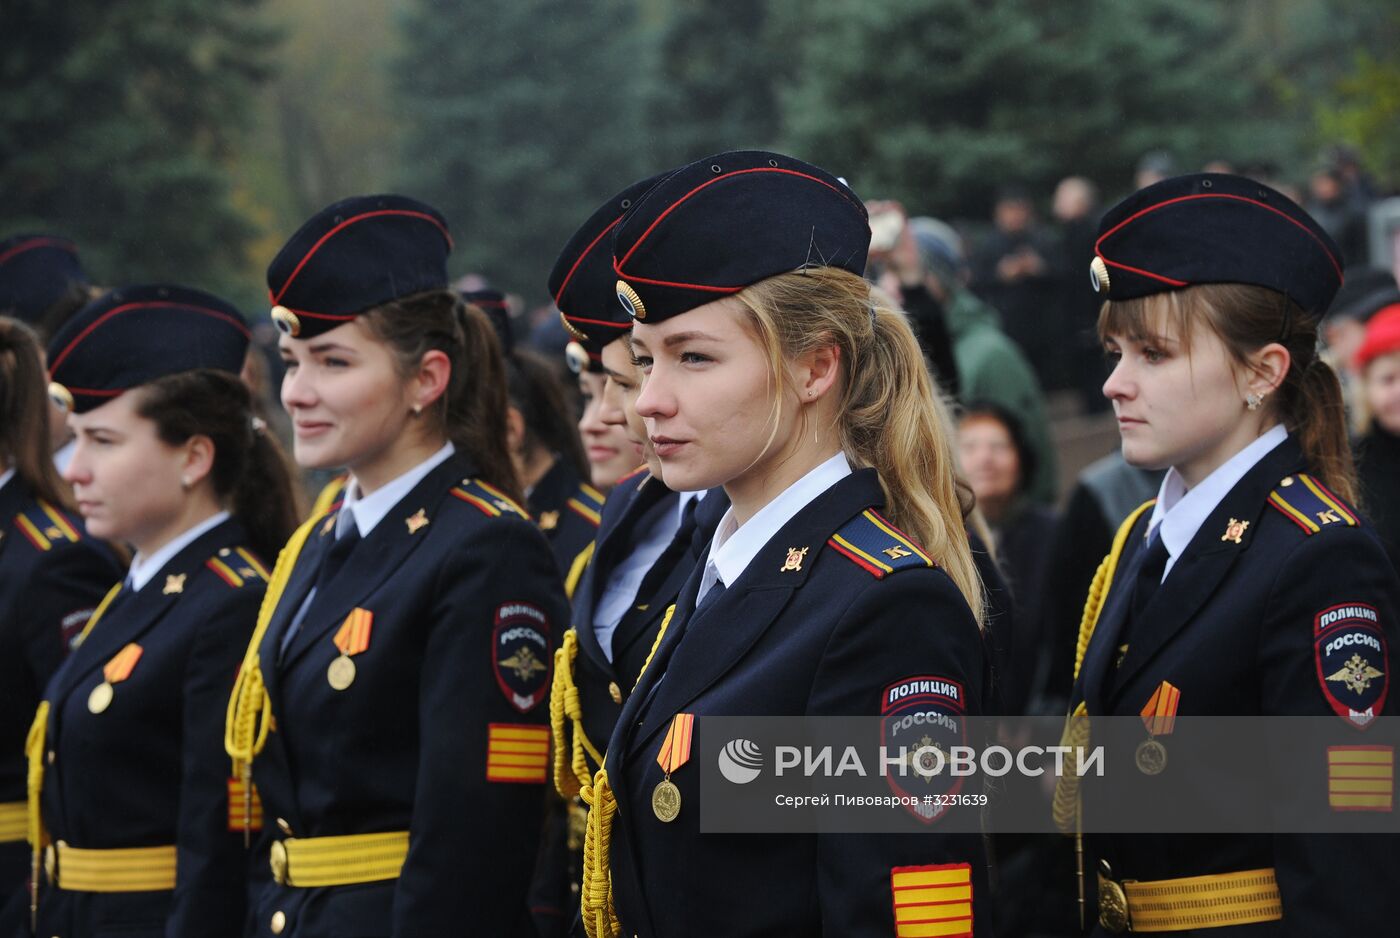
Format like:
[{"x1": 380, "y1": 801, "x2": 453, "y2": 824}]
[
  {"x1": 564, "y1": 341, "x2": 590, "y2": 375},
  {"x1": 48, "y1": 381, "x2": 74, "y2": 413},
  {"x1": 617, "y1": 280, "x2": 647, "y2": 321},
  {"x1": 559, "y1": 311, "x2": 589, "y2": 342},
  {"x1": 271, "y1": 305, "x2": 302, "y2": 337},
  {"x1": 1089, "y1": 256, "x2": 1111, "y2": 294}
]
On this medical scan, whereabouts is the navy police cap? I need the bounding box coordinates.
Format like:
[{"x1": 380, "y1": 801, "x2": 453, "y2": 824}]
[
  {"x1": 47, "y1": 284, "x2": 250, "y2": 413},
  {"x1": 462, "y1": 288, "x2": 514, "y2": 354},
  {"x1": 1091, "y1": 173, "x2": 1343, "y2": 315},
  {"x1": 549, "y1": 173, "x2": 669, "y2": 374},
  {"x1": 0, "y1": 234, "x2": 88, "y2": 324},
  {"x1": 611, "y1": 151, "x2": 870, "y2": 325},
  {"x1": 267, "y1": 194, "x2": 453, "y2": 339}
]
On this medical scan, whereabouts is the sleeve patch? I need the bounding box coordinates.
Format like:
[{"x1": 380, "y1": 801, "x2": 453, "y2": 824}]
[
  {"x1": 1267, "y1": 474, "x2": 1359, "y2": 534},
  {"x1": 882, "y1": 677, "x2": 966, "y2": 825},
  {"x1": 486, "y1": 724, "x2": 549, "y2": 784},
  {"x1": 1314, "y1": 603, "x2": 1388, "y2": 729},
  {"x1": 493, "y1": 603, "x2": 552, "y2": 712},
  {"x1": 452, "y1": 478, "x2": 530, "y2": 519},
  {"x1": 228, "y1": 777, "x2": 264, "y2": 831},
  {"x1": 890, "y1": 863, "x2": 973, "y2": 936},
  {"x1": 828, "y1": 510, "x2": 935, "y2": 578},
  {"x1": 1327, "y1": 746, "x2": 1393, "y2": 812}
]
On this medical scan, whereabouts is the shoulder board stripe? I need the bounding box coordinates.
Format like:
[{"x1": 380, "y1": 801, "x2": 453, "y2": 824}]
[
  {"x1": 566, "y1": 497, "x2": 602, "y2": 527},
  {"x1": 15, "y1": 513, "x2": 51, "y2": 551},
  {"x1": 864, "y1": 510, "x2": 934, "y2": 566},
  {"x1": 828, "y1": 534, "x2": 894, "y2": 577},
  {"x1": 452, "y1": 488, "x2": 502, "y2": 517},
  {"x1": 38, "y1": 501, "x2": 81, "y2": 542},
  {"x1": 206, "y1": 557, "x2": 244, "y2": 588},
  {"x1": 1300, "y1": 474, "x2": 1358, "y2": 525},
  {"x1": 1268, "y1": 492, "x2": 1319, "y2": 533},
  {"x1": 618, "y1": 464, "x2": 649, "y2": 484},
  {"x1": 469, "y1": 479, "x2": 530, "y2": 518},
  {"x1": 234, "y1": 548, "x2": 270, "y2": 581},
  {"x1": 577, "y1": 482, "x2": 605, "y2": 507}
]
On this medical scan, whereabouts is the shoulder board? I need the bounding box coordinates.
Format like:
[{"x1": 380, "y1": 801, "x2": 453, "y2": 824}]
[
  {"x1": 1266, "y1": 474, "x2": 1359, "y2": 535},
  {"x1": 451, "y1": 478, "x2": 530, "y2": 519},
  {"x1": 12, "y1": 499, "x2": 84, "y2": 552},
  {"x1": 205, "y1": 547, "x2": 272, "y2": 588},
  {"x1": 617, "y1": 463, "x2": 649, "y2": 485},
  {"x1": 566, "y1": 482, "x2": 604, "y2": 527},
  {"x1": 827, "y1": 510, "x2": 935, "y2": 578},
  {"x1": 308, "y1": 473, "x2": 349, "y2": 520}
]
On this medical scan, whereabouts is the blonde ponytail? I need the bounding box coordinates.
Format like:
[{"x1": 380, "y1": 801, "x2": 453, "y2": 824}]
[{"x1": 735, "y1": 268, "x2": 985, "y2": 628}]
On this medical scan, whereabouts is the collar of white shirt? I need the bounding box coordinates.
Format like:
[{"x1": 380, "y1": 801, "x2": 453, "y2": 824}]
[
  {"x1": 128, "y1": 510, "x2": 232, "y2": 592},
  {"x1": 338, "y1": 442, "x2": 456, "y2": 539},
  {"x1": 1147, "y1": 422, "x2": 1288, "y2": 579},
  {"x1": 698, "y1": 451, "x2": 851, "y2": 601}
]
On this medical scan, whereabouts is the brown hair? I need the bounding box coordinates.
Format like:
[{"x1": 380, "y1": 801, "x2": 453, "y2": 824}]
[
  {"x1": 0, "y1": 316, "x2": 72, "y2": 507},
  {"x1": 734, "y1": 267, "x2": 985, "y2": 627},
  {"x1": 136, "y1": 369, "x2": 300, "y2": 562},
  {"x1": 504, "y1": 345, "x2": 587, "y2": 479},
  {"x1": 1099, "y1": 283, "x2": 1356, "y2": 503},
  {"x1": 360, "y1": 290, "x2": 522, "y2": 504}
]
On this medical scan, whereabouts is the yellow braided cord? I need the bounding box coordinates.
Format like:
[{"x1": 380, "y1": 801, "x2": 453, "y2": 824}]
[
  {"x1": 24, "y1": 702, "x2": 50, "y2": 853},
  {"x1": 580, "y1": 768, "x2": 621, "y2": 938},
  {"x1": 1053, "y1": 499, "x2": 1156, "y2": 835},
  {"x1": 552, "y1": 630, "x2": 595, "y2": 798},
  {"x1": 635, "y1": 604, "x2": 675, "y2": 690},
  {"x1": 308, "y1": 474, "x2": 347, "y2": 520},
  {"x1": 74, "y1": 581, "x2": 125, "y2": 648},
  {"x1": 225, "y1": 514, "x2": 320, "y2": 778},
  {"x1": 565, "y1": 541, "x2": 594, "y2": 601}
]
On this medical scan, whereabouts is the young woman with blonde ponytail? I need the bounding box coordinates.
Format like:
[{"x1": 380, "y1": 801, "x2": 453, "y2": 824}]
[
  {"x1": 578, "y1": 152, "x2": 991, "y2": 937},
  {"x1": 1064, "y1": 174, "x2": 1400, "y2": 934}
]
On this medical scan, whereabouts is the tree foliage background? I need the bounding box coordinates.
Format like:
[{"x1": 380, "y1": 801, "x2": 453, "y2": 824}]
[{"x1": 3, "y1": 0, "x2": 1397, "y2": 310}]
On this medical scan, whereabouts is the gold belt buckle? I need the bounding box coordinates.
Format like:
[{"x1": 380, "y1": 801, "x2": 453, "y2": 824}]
[
  {"x1": 269, "y1": 840, "x2": 290, "y2": 886},
  {"x1": 1097, "y1": 860, "x2": 1131, "y2": 933}
]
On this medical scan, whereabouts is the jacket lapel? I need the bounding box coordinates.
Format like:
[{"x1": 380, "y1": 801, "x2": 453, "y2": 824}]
[
  {"x1": 1079, "y1": 525, "x2": 1147, "y2": 716},
  {"x1": 1108, "y1": 438, "x2": 1305, "y2": 700},
  {"x1": 278, "y1": 452, "x2": 473, "y2": 670}
]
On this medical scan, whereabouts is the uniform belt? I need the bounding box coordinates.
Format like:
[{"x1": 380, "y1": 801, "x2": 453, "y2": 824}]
[
  {"x1": 1098, "y1": 864, "x2": 1282, "y2": 932},
  {"x1": 45, "y1": 840, "x2": 177, "y2": 892},
  {"x1": 269, "y1": 831, "x2": 409, "y2": 887},
  {"x1": 0, "y1": 801, "x2": 25, "y2": 843}
]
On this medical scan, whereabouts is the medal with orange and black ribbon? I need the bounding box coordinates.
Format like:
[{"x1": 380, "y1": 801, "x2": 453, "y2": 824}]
[
  {"x1": 88, "y1": 643, "x2": 143, "y2": 714},
  {"x1": 653, "y1": 713, "x2": 694, "y2": 822},
  {"x1": 1137, "y1": 680, "x2": 1180, "y2": 775},
  {"x1": 327, "y1": 608, "x2": 373, "y2": 690}
]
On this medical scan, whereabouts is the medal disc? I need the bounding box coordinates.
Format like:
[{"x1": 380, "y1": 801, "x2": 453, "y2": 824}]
[
  {"x1": 1135, "y1": 738, "x2": 1168, "y2": 775},
  {"x1": 87, "y1": 681, "x2": 114, "y2": 714},
  {"x1": 652, "y1": 779, "x2": 681, "y2": 822},
  {"x1": 327, "y1": 654, "x2": 356, "y2": 691}
]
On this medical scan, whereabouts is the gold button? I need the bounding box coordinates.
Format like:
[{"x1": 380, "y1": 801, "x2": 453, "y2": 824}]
[
  {"x1": 270, "y1": 910, "x2": 286, "y2": 934},
  {"x1": 269, "y1": 841, "x2": 289, "y2": 885},
  {"x1": 1281, "y1": 476, "x2": 1294, "y2": 486},
  {"x1": 276, "y1": 817, "x2": 293, "y2": 836},
  {"x1": 46, "y1": 750, "x2": 55, "y2": 765},
  {"x1": 608, "y1": 682, "x2": 622, "y2": 704}
]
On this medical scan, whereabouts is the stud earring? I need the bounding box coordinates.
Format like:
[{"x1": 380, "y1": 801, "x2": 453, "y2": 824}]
[{"x1": 1246, "y1": 392, "x2": 1263, "y2": 411}]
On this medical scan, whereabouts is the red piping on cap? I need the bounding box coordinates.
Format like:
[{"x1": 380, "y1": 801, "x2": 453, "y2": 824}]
[
  {"x1": 270, "y1": 209, "x2": 453, "y2": 306},
  {"x1": 611, "y1": 258, "x2": 742, "y2": 294},
  {"x1": 50, "y1": 301, "x2": 250, "y2": 372},
  {"x1": 269, "y1": 303, "x2": 357, "y2": 324},
  {"x1": 0, "y1": 237, "x2": 76, "y2": 266},
  {"x1": 64, "y1": 386, "x2": 124, "y2": 399},
  {"x1": 615, "y1": 167, "x2": 863, "y2": 271},
  {"x1": 1096, "y1": 193, "x2": 1343, "y2": 283},
  {"x1": 1103, "y1": 257, "x2": 1189, "y2": 288},
  {"x1": 563, "y1": 314, "x2": 631, "y2": 331},
  {"x1": 553, "y1": 217, "x2": 623, "y2": 307}
]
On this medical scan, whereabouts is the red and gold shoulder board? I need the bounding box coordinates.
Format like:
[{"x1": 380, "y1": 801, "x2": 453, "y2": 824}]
[
  {"x1": 451, "y1": 478, "x2": 529, "y2": 519},
  {"x1": 13, "y1": 499, "x2": 83, "y2": 552},
  {"x1": 1267, "y1": 474, "x2": 1358, "y2": 535},
  {"x1": 206, "y1": 547, "x2": 271, "y2": 589},
  {"x1": 828, "y1": 510, "x2": 935, "y2": 578}
]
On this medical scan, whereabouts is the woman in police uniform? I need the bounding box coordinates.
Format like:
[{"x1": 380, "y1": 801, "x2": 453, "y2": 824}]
[
  {"x1": 0, "y1": 317, "x2": 121, "y2": 932},
  {"x1": 28, "y1": 285, "x2": 298, "y2": 937},
  {"x1": 579, "y1": 152, "x2": 991, "y2": 937},
  {"x1": 225, "y1": 195, "x2": 569, "y2": 938},
  {"x1": 1062, "y1": 173, "x2": 1400, "y2": 934}
]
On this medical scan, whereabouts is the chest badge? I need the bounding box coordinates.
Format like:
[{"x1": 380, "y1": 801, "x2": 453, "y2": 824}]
[
  {"x1": 405, "y1": 508, "x2": 430, "y2": 534},
  {"x1": 781, "y1": 546, "x2": 809, "y2": 573},
  {"x1": 163, "y1": 573, "x2": 186, "y2": 595},
  {"x1": 1221, "y1": 518, "x2": 1249, "y2": 544},
  {"x1": 538, "y1": 510, "x2": 559, "y2": 531}
]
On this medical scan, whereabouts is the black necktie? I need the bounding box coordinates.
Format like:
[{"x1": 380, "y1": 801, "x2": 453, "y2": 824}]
[
  {"x1": 314, "y1": 523, "x2": 361, "y2": 596},
  {"x1": 1128, "y1": 526, "x2": 1169, "y2": 625},
  {"x1": 630, "y1": 496, "x2": 701, "y2": 603},
  {"x1": 690, "y1": 578, "x2": 727, "y2": 624}
]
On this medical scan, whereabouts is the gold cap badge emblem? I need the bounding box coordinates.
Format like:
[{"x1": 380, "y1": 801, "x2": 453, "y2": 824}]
[
  {"x1": 1089, "y1": 256, "x2": 1111, "y2": 294},
  {"x1": 616, "y1": 280, "x2": 647, "y2": 321},
  {"x1": 48, "y1": 381, "x2": 74, "y2": 413},
  {"x1": 559, "y1": 310, "x2": 589, "y2": 342},
  {"x1": 564, "y1": 342, "x2": 589, "y2": 375},
  {"x1": 271, "y1": 305, "x2": 302, "y2": 337}
]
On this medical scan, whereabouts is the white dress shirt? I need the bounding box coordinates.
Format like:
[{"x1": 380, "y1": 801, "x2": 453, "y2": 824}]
[
  {"x1": 696, "y1": 452, "x2": 852, "y2": 603},
  {"x1": 128, "y1": 510, "x2": 231, "y2": 592},
  {"x1": 336, "y1": 442, "x2": 455, "y2": 539},
  {"x1": 1146, "y1": 423, "x2": 1288, "y2": 581}
]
